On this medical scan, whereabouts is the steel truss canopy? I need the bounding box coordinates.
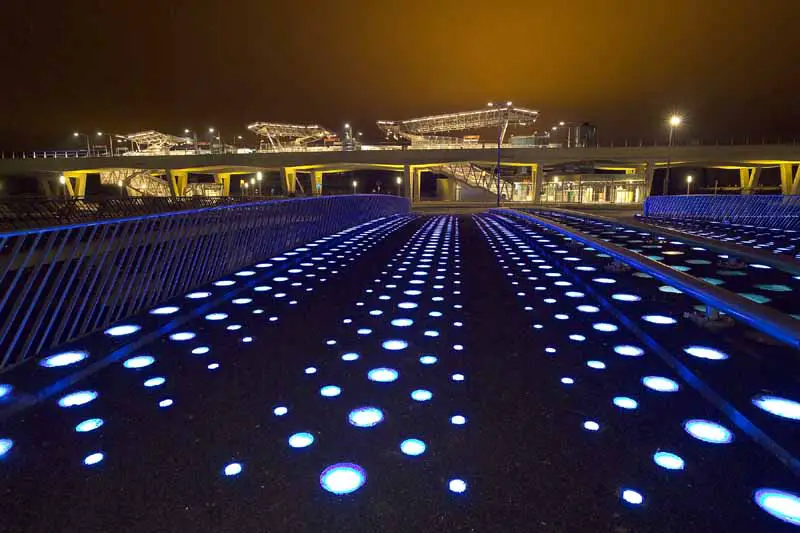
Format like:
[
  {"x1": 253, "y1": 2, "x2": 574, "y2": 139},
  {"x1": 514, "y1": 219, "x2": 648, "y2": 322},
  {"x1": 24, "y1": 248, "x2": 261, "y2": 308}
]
[
  {"x1": 122, "y1": 131, "x2": 193, "y2": 152},
  {"x1": 376, "y1": 107, "x2": 540, "y2": 141},
  {"x1": 247, "y1": 122, "x2": 332, "y2": 147}
]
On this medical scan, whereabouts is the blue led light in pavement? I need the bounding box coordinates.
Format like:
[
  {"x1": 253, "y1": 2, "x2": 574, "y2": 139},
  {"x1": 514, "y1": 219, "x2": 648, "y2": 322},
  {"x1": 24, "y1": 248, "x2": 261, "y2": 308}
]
[
  {"x1": 400, "y1": 439, "x2": 426, "y2": 456},
  {"x1": 398, "y1": 302, "x2": 418, "y2": 309},
  {"x1": 420, "y1": 355, "x2": 438, "y2": 364},
  {"x1": 615, "y1": 345, "x2": 644, "y2": 357},
  {"x1": 642, "y1": 376, "x2": 680, "y2": 392},
  {"x1": 593, "y1": 278, "x2": 616, "y2": 284},
  {"x1": 123, "y1": 355, "x2": 155, "y2": 369},
  {"x1": 348, "y1": 407, "x2": 384, "y2": 427},
  {"x1": 254, "y1": 285, "x2": 272, "y2": 292},
  {"x1": 144, "y1": 377, "x2": 166, "y2": 387},
  {"x1": 752, "y1": 394, "x2": 800, "y2": 420},
  {"x1": 235, "y1": 270, "x2": 255, "y2": 276},
  {"x1": 391, "y1": 318, "x2": 414, "y2": 327},
  {"x1": 750, "y1": 263, "x2": 771, "y2": 269},
  {"x1": 684, "y1": 419, "x2": 733, "y2": 443},
  {"x1": 58, "y1": 390, "x2": 98, "y2": 407},
  {"x1": 242, "y1": 337, "x2": 253, "y2": 343},
  {"x1": 642, "y1": 315, "x2": 677, "y2": 325},
  {"x1": 227, "y1": 324, "x2": 243, "y2": 331},
  {"x1": 341, "y1": 352, "x2": 359, "y2": 361},
  {"x1": 150, "y1": 306, "x2": 179, "y2": 315},
  {"x1": 75, "y1": 418, "x2": 104, "y2": 432},
  {"x1": 369, "y1": 310, "x2": 383, "y2": 316},
  {"x1": 755, "y1": 284, "x2": 792, "y2": 292},
  {"x1": 569, "y1": 334, "x2": 586, "y2": 342},
  {"x1": 305, "y1": 367, "x2": 317, "y2": 375},
  {"x1": 577, "y1": 305, "x2": 600, "y2": 313},
  {"x1": 273, "y1": 406, "x2": 288, "y2": 416},
  {"x1": 0, "y1": 384, "x2": 11, "y2": 399},
  {"x1": 576, "y1": 266, "x2": 596, "y2": 271},
  {"x1": 105, "y1": 324, "x2": 140, "y2": 336},
  {"x1": 621, "y1": 489, "x2": 644, "y2": 505},
  {"x1": 613, "y1": 396, "x2": 638, "y2": 410},
  {"x1": 684, "y1": 346, "x2": 729, "y2": 361},
  {"x1": 170, "y1": 332, "x2": 195, "y2": 341},
  {"x1": 357, "y1": 328, "x2": 372, "y2": 335},
  {"x1": 583, "y1": 421, "x2": 600, "y2": 431},
  {"x1": 411, "y1": 389, "x2": 433, "y2": 401},
  {"x1": 213, "y1": 280, "x2": 235, "y2": 287},
  {"x1": 659, "y1": 285, "x2": 683, "y2": 294},
  {"x1": 452, "y1": 373, "x2": 465, "y2": 381},
  {"x1": 612, "y1": 293, "x2": 641, "y2": 302},
  {"x1": 288, "y1": 432, "x2": 315, "y2": 448},
  {"x1": 587, "y1": 360, "x2": 606, "y2": 370},
  {"x1": 320, "y1": 463, "x2": 366, "y2": 495},
  {"x1": 320, "y1": 385, "x2": 342, "y2": 397},
  {"x1": 653, "y1": 452, "x2": 685, "y2": 470},
  {"x1": 565, "y1": 291, "x2": 584, "y2": 298},
  {"x1": 224, "y1": 462, "x2": 243, "y2": 476},
  {"x1": 753, "y1": 488, "x2": 800, "y2": 526},
  {"x1": 232, "y1": 298, "x2": 252, "y2": 305},
  {"x1": 186, "y1": 291, "x2": 211, "y2": 299},
  {"x1": 424, "y1": 330, "x2": 440, "y2": 337},
  {"x1": 593, "y1": 323, "x2": 618, "y2": 332},
  {"x1": 159, "y1": 398, "x2": 173, "y2": 408},
  {"x1": 205, "y1": 313, "x2": 228, "y2": 321},
  {"x1": 368, "y1": 368, "x2": 399, "y2": 382},
  {"x1": 382, "y1": 340, "x2": 408, "y2": 351},
  {"x1": 555, "y1": 314, "x2": 569, "y2": 320},
  {"x1": 404, "y1": 290, "x2": 422, "y2": 296},
  {"x1": 449, "y1": 479, "x2": 467, "y2": 493},
  {"x1": 40, "y1": 350, "x2": 88, "y2": 368},
  {"x1": 83, "y1": 452, "x2": 104, "y2": 466},
  {"x1": 0, "y1": 438, "x2": 13, "y2": 457},
  {"x1": 451, "y1": 415, "x2": 467, "y2": 425},
  {"x1": 192, "y1": 346, "x2": 210, "y2": 355}
]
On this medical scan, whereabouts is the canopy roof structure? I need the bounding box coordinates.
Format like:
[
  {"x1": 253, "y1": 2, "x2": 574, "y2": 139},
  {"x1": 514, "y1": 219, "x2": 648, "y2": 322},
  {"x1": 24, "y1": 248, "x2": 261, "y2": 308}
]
[
  {"x1": 247, "y1": 122, "x2": 332, "y2": 150},
  {"x1": 122, "y1": 131, "x2": 193, "y2": 153}
]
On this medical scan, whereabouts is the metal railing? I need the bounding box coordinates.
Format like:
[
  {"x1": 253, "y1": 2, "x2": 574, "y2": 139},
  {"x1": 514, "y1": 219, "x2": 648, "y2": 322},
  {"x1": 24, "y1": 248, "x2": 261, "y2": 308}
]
[
  {"x1": 644, "y1": 194, "x2": 800, "y2": 230},
  {"x1": 497, "y1": 208, "x2": 800, "y2": 349},
  {"x1": 0, "y1": 196, "x2": 290, "y2": 231},
  {"x1": 0, "y1": 195, "x2": 409, "y2": 369}
]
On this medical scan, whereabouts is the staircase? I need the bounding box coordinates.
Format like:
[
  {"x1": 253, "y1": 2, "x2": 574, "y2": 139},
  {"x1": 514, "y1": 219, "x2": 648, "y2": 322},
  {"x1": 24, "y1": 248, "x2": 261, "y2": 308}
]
[{"x1": 432, "y1": 162, "x2": 515, "y2": 200}]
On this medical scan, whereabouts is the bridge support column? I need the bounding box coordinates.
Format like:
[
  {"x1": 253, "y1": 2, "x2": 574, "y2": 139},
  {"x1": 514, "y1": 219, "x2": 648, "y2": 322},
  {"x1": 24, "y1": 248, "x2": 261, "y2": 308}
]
[
  {"x1": 167, "y1": 170, "x2": 189, "y2": 197},
  {"x1": 739, "y1": 167, "x2": 761, "y2": 195},
  {"x1": 402, "y1": 165, "x2": 414, "y2": 201},
  {"x1": 311, "y1": 171, "x2": 323, "y2": 196},
  {"x1": 214, "y1": 173, "x2": 232, "y2": 197},
  {"x1": 640, "y1": 163, "x2": 655, "y2": 198},
  {"x1": 281, "y1": 167, "x2": 297, "y2": 196},
  {"x1": 530, "y1": 163, "x2": 541, "y2": 203},
  {"x1": 412, "y1": 167, "x2": 422, "y2": 202},
  {"x1": 63, "y1": 172, "x2": 88, "y2": 199},
  {"x1": 436, "y1": 177, "x2": 455, "y2": 201},
  {"x1": 779, "y1": 163, "x2": 800, "y2": 195}
]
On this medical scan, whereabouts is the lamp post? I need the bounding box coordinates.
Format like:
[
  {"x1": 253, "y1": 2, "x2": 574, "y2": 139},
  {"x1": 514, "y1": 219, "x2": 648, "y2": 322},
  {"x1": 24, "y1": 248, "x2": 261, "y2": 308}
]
[
  {"x1": 686, "y1": 174, "x2": 693, "y2": 195},
  {"x1": 184, "y1": 129, "x2": 199, "y2": 152},
  {"x1": 487, "y1": 100, "x2": 513, "y2": 207},
  {"x1": 73, "y1": 132, "x2": 91, "y2": 157},
  {"x1": 663, "y1": 114, "x2": 682, "y2": 195},
  {"x1": 551, "y1": 121, "x2": 575, "y2": 148},
  {"x1": 96, "y1": 131, "x2": 114, "y2": 156},
  {"x1": 352, "y1": 179, "x2": 358, "y2": 194},
  {"x1": 396, "y1": 175, "x2": 402, "y2": 196},
  {"x1": 256, "y1": 171, "x2": 263, "y2": 195},
  {"x1": 243, "y1": 181, "x2": 249, "y2": 197},
  {"x1": 208, "y1": 127, "x2": 221, "y2": 153},
  {"x1": 59, "y1": 174, "x2": 67, "y2": 199}
]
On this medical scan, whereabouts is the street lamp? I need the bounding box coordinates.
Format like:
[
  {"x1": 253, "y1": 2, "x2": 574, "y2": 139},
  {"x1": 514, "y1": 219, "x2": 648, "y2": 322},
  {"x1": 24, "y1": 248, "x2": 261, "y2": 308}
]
[
  {"x1": 664, "y1": 114, "x2": 683, "y2": 195},
  {"x1": 96, "y1": 131, "x2": 114, "y2": 156},
  {"x1": 256, "y1": 171, "x2": 263, "y2": 195},
  {"x1": 686, "y1": 174, "x2": 693, "y2": 195},
  {"x1": 185, "y1": 129, "x2": 199, "y2": 152},
  {"x1": 352, "y1": 180, "x2": 358, "y2": 194},
  {"x1": 396, "y1": 175, "x2": 402, "y2": 196},
  {"x1": 487, "y1": 100, "x2": 513, "y2": 207},
  {"x1": 59, "y1": 174, "x2": 67, "y2": 199},
  {"x1": 73, "y1": 132, "x2": 91, "y2": 156}
]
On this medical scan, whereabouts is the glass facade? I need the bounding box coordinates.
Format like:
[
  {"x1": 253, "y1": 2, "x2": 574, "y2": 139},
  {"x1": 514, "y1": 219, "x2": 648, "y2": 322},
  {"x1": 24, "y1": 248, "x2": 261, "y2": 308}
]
[{"x1": 540, "y1": 174, "x2": 645, "y2": 204}]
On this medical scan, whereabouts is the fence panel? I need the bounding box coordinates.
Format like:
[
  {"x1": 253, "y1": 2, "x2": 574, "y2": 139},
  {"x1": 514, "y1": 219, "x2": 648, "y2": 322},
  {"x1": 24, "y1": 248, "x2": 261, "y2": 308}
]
[
  {"x1": 643, "y1": 195, "x2": 800, "y2": 230},
  {"x1": 0, "y1": 195, "x2": 408, "y2": 368}
]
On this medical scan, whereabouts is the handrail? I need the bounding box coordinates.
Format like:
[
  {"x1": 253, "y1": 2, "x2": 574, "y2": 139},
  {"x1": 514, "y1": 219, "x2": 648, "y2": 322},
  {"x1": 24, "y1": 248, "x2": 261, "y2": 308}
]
[
  {"x1": 527, "y1": 205, "x2": 800, "y2": 276},
  {"x1": 496, "y1": 208, "x2": 800, "y2": 349}
]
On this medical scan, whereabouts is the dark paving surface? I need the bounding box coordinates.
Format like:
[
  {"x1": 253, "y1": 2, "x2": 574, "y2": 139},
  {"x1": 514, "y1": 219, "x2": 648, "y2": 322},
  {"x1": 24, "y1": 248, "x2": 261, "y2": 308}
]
[{"x1": 0, "y1": 214, "x2": 798, "y2": 532}]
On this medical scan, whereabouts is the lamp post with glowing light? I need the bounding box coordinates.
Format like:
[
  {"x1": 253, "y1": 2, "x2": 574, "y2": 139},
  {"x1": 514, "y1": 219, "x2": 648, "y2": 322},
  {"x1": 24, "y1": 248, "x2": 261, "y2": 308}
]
[
  {"x1": 686, "y1": 174, "x2": 693, "y2": 195},
  {"x1": 59, "y1": 174, "x2": 67, "y2": 199},
  {"x1": 663, "y1": 114, "x2": 682, "y2": 195},
  {"x1": 396, "y1": 175, "x2": 402, "y2": 197},
  {"x1": 256, "y1": 171, "x2": 263, "y2": 195},
  {"x1": 487, "y1": 101, "x2": 513, "y2": 207},
  {"x1": 73, "y1": 132, "x2": 91, "y2": 157},
  {"x1": 352, "y1": 180, "x2": 358, "y2": 194},
  {"x1": 96, "y1": 131, "x2": 114, "y2": 156},
  {"x1": 184, "y1": 129, "x2": 199, "y2": 152}
]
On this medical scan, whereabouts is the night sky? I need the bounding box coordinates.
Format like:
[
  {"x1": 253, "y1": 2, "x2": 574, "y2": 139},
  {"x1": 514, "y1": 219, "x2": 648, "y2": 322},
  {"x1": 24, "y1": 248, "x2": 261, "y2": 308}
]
[{"x1": 1, "y1": 0, "x2": 798, "y2": 150}]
